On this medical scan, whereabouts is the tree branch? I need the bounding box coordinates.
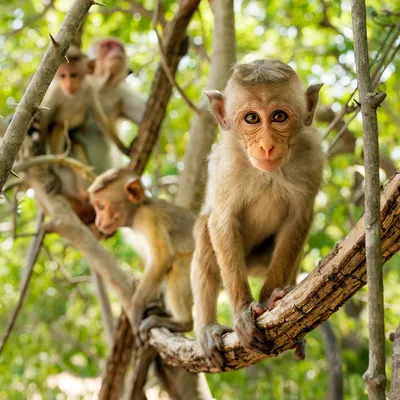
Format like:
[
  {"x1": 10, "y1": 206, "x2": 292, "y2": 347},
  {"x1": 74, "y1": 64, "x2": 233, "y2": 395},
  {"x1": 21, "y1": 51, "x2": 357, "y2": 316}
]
[
  {"x1": 128, "y1": 0, "x2": 201, "y2": 174},
  {"x1": 0, "y1": 218, "x2": 45, "y2": 355},
  {"x1": 145, "y1": 174, "x2": 400, "y2": 373},
  {"x1": 175, "y1": 0, "x2": 236, "y2": 212},
  {"x1": 0, "y1": 0, "x2": 97, "y2": 192},
  {"x1": 351, "y1": 1, "x2": 387, "y2": 398}
]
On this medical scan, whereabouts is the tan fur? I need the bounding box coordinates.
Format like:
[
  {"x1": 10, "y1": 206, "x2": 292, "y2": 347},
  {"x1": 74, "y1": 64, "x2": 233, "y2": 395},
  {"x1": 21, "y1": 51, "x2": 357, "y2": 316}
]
[
  {"x1": 88, "y1": 38, "x2": 147, "y2": 125},
  {"x1": 88, "y1": 168, "x2": 195, "y2": 333},
  {"x1": 191, "y1": 59, "x2": 325, "y2": 362}
]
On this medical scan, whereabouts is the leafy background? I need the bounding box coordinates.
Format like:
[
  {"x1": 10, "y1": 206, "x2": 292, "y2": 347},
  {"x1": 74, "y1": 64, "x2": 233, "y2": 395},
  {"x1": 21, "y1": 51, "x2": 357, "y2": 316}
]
[{"x1": 0, "y1": 0, "x2": 399, "y2": 399}]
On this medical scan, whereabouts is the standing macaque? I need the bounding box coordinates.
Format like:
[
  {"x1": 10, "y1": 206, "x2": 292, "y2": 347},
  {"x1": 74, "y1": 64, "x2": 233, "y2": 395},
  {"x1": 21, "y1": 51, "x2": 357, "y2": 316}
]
[
  {"x1": 88, "y1": 38, "x2": 147, "y2": 126},
  {"x1": 191, "y1": 59, "x2": 325, "y2": 367},
  {"x1": 88, "y1": 168, "x2": 194, "y2": 336}
]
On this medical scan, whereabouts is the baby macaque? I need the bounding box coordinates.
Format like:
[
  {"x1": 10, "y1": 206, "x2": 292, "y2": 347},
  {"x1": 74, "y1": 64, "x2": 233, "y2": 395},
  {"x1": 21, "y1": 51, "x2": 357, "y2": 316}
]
[
  {"x1": 88, "y1": 168, "x2": 194, "y2": 336},
  {"x1": 191, "y1": 59, "x2": 325, "y2": 367}
]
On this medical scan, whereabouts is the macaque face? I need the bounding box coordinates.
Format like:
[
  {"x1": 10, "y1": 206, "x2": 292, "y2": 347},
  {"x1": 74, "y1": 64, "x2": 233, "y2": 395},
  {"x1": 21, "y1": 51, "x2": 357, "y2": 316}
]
[
  {"x1": 232, "y1": 85, "x2": 303, "y2": 172},
  {"x1": 90, "y1": 188, "x2": 131, "y2": 235},
  {"x1": 98, "y1": 39, "x2": 126, "y2": 74},
  {"x1": 56, "y1": 63, "x2": 85, "y2": 96}
]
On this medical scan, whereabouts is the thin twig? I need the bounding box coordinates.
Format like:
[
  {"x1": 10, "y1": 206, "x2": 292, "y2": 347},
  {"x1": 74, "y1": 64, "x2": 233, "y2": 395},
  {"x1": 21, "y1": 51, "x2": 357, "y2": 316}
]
[
  {"x1": 0, "y1": 218, "x2": 46, "y2": 354},
  {"x1": 352, "y1": 1, "x2": 387, "y2": 398},
  {"x1": 13, "y1": 154, "x2": 96, "y2": 181}
]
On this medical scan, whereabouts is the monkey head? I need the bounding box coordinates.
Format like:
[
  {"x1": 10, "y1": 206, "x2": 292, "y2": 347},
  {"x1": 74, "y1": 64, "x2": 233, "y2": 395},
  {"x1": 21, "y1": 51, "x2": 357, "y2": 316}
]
[
  {"x1": 93, "y1": 38, "x2": 127, "y2": 77},
  {"x1": 56, "y1": 46, "x2": 87, "y2": 96},
  {"x1": 206, "y1": 59, "x2": 323, "y2": 173},
  {"x1": 88, "y1": 168, "x2": 145, "y2": 235}
]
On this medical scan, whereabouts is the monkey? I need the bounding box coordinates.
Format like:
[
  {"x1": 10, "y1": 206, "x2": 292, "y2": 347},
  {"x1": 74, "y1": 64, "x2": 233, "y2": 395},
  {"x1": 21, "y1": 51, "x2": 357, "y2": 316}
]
[
  {"x1": 88, "y1": 38, "x2": 147, "y2": 126},
  {"x1": 40, "y1": 45, "x2": 129, "y2": 167},
  {"x1": 88, "y1": 167, "x2": 195, "y2": 337},
  {"x1": 190, "y1": 59, "x2": 325, "y2": 367}
]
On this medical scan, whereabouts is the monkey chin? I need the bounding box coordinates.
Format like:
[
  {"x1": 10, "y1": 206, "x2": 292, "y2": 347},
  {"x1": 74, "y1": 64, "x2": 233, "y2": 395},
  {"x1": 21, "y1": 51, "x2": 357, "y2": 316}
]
[
  {"x1": 250, "y1": 157, "x2": 284, "y2": 173},
  {"x1": 97, "y1": 225, "x2": 117, "y2": 236}
]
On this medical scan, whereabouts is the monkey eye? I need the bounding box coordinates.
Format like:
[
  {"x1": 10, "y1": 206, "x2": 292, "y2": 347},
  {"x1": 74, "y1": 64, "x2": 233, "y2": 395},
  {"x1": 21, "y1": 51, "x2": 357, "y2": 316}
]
[
  {"x1": 244, "y1": 112, "x2": 261, "y2": 124},
  {"x1": 70, "y1": 73, "x2": 78, "y2": 78},
  {"x1": 59, "y1": 73, "x2": 66, "y2": 79},
  {"x1": 271, "y1": 110, "x2": 288, "y2": 123},
  {"x1": 96, "y1": 202, "x2": 105, "y2": 211}
]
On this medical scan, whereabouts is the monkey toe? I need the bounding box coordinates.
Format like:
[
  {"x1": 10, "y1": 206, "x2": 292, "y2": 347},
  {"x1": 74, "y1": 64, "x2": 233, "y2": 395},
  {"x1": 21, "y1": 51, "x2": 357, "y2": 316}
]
[
  {"x1": 200, "y1": 324, "x2": 231, "y2": 369},
  {"x1": 293, "y1": 338, "x2": 306, "y2": 360},
  {"x1": 267, "y1": 287, "x2": 292, "y2": 309},
  {"x1": 139, "y1": 315, "x2": 161, "y2": 342}
]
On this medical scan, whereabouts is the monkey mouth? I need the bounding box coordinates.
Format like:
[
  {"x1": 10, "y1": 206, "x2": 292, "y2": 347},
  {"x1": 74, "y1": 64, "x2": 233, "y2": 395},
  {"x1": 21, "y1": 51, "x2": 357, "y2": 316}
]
[{"x1": 250, "y1": 156, "x2": 284, "y2": 172}]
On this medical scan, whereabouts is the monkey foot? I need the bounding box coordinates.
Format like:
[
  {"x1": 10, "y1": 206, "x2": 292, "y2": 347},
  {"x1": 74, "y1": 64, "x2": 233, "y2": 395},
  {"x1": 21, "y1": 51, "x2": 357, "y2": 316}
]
[
  {"x1": 234, "y1": 302, "x2": 274, "y2": 355},
  {"x1": 198, "y1": 324, "x2": 233, "y2": 369},
  {"x1": 291, "y1": 338, "x2": 306, "y2": 360}
]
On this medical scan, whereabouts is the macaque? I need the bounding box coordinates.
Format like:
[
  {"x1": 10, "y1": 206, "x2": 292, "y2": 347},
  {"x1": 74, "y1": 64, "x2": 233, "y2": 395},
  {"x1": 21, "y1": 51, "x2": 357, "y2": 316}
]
[
  {"x1": 191, "y1": 59, "x2": 325, "y2": 367},
  {"x1": 88, "y1": 168, "x2": 194, "y2": 336},
  {"x1": 40, "y1": 45, "x2": 129, "y2": 166},
  {"x1": 88, "y1": 38, "x2": 147, "y2": 126}
]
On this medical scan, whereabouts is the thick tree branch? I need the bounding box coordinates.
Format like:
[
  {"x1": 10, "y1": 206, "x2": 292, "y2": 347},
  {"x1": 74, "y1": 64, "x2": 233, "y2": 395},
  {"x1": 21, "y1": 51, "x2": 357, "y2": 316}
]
[
  {"x1": 0, "y1": 0, "x2": 97, "y2": 192},
  {"x1": 145, "y1": 174, "x2": 400, "y2": 373},
  {"x1": 175, "y1": 0, "x2": 236, "y2": 212},
  {"x1": 128, "y1": 0, "x2": 200, "y2": 174},
  {"x1": 351, "y1": 1, "x2": 387, "y2": 398}
]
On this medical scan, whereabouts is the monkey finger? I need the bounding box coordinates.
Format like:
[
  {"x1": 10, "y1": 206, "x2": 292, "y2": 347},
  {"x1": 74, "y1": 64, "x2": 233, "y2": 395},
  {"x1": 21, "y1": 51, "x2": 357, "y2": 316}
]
[{"x1": 293, "y1": 339, "x2": 306, "y2": 360}]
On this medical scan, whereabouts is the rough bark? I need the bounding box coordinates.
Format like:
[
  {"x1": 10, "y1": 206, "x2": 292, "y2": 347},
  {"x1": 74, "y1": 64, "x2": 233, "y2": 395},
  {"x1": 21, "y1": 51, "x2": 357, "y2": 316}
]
[
  {"x1": 175, "y1": 0, "x2": 236, "y2": 212},
  {"x1": 390, "y1": 324, "x2": 400, "y2": 400},
  {"x1": 320, "y1": 322, "x2": 344, "y2": 400},
  {"x1": 128, "y1": 0, "x2": 201, "y2": 174},
  {"x1": 0, "y1": 0, "x2": 95, "y2": 191},
  {"x1": 99, "y1": 312, "x2": 136, "y2": 400},
  {"x1": 144, "y1": 174, "x2": 400, "y2": 372},
  {"x1": 351, "y1": 1, "x2": 387, "y2": 398}
]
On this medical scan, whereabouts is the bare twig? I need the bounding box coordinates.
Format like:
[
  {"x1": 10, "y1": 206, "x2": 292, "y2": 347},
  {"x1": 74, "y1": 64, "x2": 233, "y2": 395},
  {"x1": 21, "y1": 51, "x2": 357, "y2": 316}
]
[
  {"x1": 152, "y1": 0, "x2": 200, "y2": 115},
  {"x1": 0, "y1": 0, "x2": 95, "y2": 192},
  {"x1": 12, "y1": 154, "x2": 96, "y2": 181},
  {"x1": 91, "y1": 270, "x2": 115, "y2": 346},
  {"x1": 351, "y1": 1, "x2": 387, "y2": 398},
  {"x1": 0, "y1": 219, "x2": 46, "y2": 355}
]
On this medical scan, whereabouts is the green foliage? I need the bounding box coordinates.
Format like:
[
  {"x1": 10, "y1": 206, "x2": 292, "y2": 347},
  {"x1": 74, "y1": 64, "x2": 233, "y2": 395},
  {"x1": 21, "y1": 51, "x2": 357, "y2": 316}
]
[{"x1": 0, "y1": 0, "x2": 399, "y2": 398}]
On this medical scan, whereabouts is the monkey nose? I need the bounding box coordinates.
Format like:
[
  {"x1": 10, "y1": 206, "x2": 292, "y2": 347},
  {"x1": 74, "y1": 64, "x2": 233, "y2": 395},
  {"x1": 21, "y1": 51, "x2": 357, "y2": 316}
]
[{"x1": 261, "y1": 143, "x2": 275, "y2": 159}]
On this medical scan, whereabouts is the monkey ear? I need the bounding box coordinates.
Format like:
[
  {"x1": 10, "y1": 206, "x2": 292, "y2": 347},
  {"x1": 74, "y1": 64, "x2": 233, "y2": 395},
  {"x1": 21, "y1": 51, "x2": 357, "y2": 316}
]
[
  {"x1": 304, "y1": 83, "x2": 324, "y2": 126},
  {"x1": 204, "y1": 90, "x2": 230, "y2": 130},
  {"x1": 87, "y1": 59, "x2": 96, "y2": 75},
  {"x1": 124, "y1": 179, "x2": 145, "y2": 204}
]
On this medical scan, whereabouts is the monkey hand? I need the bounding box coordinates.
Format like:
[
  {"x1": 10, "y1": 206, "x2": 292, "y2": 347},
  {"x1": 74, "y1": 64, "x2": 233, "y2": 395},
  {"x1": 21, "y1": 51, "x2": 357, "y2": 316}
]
[
  {"x1": 233, "y1": 302, "x2": 273, "y2": 355},
  {"x1": 198, "y1": 324, "x2": 233, "y2": 369}
]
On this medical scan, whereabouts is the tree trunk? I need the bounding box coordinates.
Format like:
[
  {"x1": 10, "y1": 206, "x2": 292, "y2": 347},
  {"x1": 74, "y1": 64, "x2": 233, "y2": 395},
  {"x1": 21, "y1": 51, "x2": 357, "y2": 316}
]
[{"x1": 175, "y1": 0, "x2": 236, "y2": 212}]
